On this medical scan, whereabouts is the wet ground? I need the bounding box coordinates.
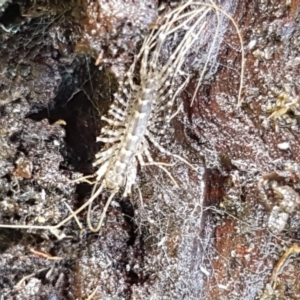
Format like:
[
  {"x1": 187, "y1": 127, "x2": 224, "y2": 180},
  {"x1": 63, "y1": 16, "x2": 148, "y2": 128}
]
[{"x1": 0, "y1": 0, "x2": 300, "y2": 299}]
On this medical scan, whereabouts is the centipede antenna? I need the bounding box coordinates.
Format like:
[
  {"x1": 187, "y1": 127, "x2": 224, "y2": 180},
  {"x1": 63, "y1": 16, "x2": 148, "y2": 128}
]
[
  {"x1": 190, "y1": 2, "x2": 221, "y2": 107},
  {"x1": 158, "y1": 11, "x2": 209, "y2": 84},
  {"x1": 190, "y1": 0, "x2": 245, "y2": 106}
]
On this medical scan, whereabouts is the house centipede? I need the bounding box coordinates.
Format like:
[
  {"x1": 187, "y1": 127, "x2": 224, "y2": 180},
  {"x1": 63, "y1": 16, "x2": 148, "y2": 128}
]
[{"x1": 0, "y1": 0, "x2": 244, "y2": 235}]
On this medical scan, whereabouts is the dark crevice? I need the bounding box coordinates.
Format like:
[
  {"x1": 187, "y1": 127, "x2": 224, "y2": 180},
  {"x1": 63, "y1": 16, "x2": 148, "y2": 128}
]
[
  {"x1": 126, "y1": 269, "x2": 139, "y2": 285},
  {"x1": 203, "y1": 168, "x2": 228, "y2": 207},
  {"x1": 26, "y1": 55, "x2": 107, "y2": 174},
  {"x1": 0, "y1": 3, "x2": 22, "y2": 27},
  {"x1": 120, "y1": 199, "x2": 137, "y2": 246}
]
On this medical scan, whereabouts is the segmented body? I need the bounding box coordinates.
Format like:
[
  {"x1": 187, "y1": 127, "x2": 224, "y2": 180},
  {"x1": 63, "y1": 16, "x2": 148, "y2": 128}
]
[
  {"x1": 94, "y1": 76, "x2": 157, "y2": 196},
  {"x1": 87, "y1": 51, "x2": 162, "y2": 231}
]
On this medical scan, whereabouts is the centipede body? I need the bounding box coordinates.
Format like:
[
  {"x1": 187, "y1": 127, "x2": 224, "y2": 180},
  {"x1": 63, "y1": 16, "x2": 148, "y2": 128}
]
[{"x1": 0, "y1": 0, "x2": 244, "y2": 233}]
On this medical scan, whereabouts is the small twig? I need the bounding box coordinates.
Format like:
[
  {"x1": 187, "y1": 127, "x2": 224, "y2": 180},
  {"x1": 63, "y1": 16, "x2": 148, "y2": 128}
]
[
  {"x1": 15, "y1": 267, "x2": 49, "y2": 290},
  {"x1": 260, "y1": 244, "x2": 300, "y2": 300},
  {"x1": 85, "y1": 285, "x2": 99, "y2": 300},
  {"x1": 29, "y1": 248, "x2": 63, "y2": 260}
]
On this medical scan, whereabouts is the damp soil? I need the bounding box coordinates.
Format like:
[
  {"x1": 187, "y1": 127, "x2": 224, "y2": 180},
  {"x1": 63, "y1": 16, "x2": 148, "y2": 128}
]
[{"x1": 0, "y1": 0, "x2": 300, "y2": 300}]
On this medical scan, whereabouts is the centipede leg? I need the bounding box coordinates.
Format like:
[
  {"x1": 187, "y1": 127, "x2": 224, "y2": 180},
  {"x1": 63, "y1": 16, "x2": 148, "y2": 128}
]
[{"x1": 87, "y1": 189, "x2": 118, "y2": 232}]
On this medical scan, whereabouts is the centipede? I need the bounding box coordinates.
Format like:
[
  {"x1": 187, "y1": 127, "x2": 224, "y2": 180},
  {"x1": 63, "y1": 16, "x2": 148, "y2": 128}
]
[{"x1": 0, "y1": 0, "x2": 244, "y2": 234}]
